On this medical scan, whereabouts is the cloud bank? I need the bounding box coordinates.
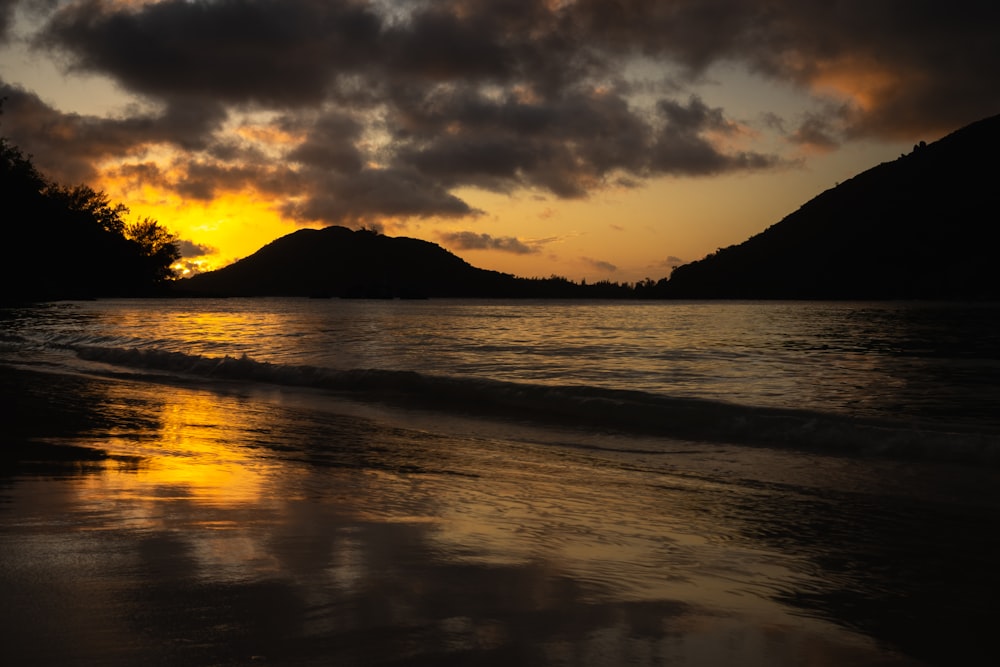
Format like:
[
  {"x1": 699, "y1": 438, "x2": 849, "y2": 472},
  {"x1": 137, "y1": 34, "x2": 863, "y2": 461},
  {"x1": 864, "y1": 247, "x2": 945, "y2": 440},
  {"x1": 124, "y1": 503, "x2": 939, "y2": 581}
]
[{"x1": 2, "y1": 0, "x2": 997, "y2": 226}]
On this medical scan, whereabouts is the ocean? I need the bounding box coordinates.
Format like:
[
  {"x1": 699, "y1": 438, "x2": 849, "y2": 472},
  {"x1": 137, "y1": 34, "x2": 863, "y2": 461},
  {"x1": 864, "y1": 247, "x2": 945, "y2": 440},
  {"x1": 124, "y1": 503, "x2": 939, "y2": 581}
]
[{"x1": 2, "y1": 298, "x2": 999, "y2": 666}]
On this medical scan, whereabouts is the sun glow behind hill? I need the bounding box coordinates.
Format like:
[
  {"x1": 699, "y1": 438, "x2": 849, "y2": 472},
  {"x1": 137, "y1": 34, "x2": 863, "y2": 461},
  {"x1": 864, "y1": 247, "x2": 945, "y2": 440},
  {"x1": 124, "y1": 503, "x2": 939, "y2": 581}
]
[{"x1": 101, "y1": 172, "x2": 300, "y2": 277}]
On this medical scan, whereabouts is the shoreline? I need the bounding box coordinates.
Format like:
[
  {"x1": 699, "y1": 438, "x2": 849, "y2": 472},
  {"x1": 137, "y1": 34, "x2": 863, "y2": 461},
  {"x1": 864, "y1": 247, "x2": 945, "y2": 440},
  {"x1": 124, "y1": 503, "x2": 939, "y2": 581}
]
[{"x1": 1, "y1": 356, "x2": 998, "y2": 665}]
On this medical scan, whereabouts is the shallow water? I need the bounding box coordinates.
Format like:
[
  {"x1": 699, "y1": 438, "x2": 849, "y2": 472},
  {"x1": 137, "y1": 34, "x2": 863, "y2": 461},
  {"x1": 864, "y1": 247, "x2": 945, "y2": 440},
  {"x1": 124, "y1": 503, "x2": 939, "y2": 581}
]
[
  {"x1": 9, "y1": 298, "x2": 1000, "y2": 426},
  {"x1": 2, "y1": 299, "x2": 999, "y2": 665}
]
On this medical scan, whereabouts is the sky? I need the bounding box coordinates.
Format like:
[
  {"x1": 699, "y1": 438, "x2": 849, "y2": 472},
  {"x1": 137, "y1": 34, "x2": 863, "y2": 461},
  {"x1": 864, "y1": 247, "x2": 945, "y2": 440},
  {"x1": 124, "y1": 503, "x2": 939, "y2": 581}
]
[{"x1": 1, "y1": 0, "x2": 998, "y2": 283}]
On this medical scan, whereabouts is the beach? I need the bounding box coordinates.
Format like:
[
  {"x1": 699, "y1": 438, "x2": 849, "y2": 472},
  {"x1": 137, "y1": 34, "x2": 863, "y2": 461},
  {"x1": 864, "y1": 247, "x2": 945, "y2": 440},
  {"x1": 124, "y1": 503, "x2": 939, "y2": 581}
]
[{"x1": 2, "y1": 299, "x2": 999, "y2": 665}]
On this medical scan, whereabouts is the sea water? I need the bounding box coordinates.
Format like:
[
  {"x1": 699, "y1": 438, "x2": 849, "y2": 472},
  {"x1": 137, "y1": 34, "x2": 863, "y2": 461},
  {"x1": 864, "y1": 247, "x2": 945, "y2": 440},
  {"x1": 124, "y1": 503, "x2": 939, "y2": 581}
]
[{"x1": 1, "y1": 298, "x2": 999, "y2": 666}]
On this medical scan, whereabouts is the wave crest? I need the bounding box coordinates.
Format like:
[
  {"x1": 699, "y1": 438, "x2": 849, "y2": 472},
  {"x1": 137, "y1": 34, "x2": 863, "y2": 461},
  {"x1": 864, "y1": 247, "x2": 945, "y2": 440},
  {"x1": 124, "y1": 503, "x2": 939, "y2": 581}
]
[{"x1": 72, "y1": 344, "x2": 999, "y2": 465}]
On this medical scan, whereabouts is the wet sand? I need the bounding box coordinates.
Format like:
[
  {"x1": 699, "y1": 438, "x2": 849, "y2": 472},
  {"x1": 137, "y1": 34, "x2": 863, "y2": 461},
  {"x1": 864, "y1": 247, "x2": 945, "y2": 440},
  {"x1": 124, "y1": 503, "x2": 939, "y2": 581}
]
[{"x1": 2, "y1": 365, "x2": 997, "y2": 666}]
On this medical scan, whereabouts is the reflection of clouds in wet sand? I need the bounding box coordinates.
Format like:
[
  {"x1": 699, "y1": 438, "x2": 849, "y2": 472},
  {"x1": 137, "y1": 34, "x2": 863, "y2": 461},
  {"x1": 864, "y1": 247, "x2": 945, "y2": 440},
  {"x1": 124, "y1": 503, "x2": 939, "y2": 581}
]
[
  {"x1": 0, "y1": 369, "x2": 920, "y2": 666},
  {"x1": 1, "y1": 473, "x2": 905, "y2": 666}
]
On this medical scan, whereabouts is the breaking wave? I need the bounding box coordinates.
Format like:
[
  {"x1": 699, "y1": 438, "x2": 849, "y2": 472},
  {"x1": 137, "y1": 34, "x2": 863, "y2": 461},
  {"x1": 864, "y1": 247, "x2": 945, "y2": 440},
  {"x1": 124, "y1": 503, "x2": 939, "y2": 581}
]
[{"x1": 70, "y1": 344, "x2": 1000, "y2": 466}]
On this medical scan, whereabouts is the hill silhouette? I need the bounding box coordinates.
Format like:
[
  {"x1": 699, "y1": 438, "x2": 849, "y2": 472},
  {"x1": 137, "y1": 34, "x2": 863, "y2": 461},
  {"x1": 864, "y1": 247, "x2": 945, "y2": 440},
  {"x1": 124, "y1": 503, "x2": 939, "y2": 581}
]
[
  {"x1": 177, "y1": 226, "x2": 538, "y2": 298},
  {"x1": 664, "y1": 113, "x2": 1000, "y2": 299}
]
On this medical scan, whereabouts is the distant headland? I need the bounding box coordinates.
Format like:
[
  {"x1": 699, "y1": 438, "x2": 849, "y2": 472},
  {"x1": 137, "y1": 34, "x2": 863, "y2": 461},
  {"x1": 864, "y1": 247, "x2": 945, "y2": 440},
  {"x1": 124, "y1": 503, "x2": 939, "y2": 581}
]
[{"x1": 663, "y1": 113, "x2": 1000, "y2": 299}]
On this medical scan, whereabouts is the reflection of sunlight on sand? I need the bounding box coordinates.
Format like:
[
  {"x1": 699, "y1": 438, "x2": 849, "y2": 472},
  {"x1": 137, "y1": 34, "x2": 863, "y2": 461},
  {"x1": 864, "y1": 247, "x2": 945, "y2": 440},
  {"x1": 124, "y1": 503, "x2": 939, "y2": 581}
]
[
  {"x1": 107, "y1": 390, "x2": 273, "y2": 505},
  {"x1": 72, "y1": 387, "x2": 299, "y2": 580}
]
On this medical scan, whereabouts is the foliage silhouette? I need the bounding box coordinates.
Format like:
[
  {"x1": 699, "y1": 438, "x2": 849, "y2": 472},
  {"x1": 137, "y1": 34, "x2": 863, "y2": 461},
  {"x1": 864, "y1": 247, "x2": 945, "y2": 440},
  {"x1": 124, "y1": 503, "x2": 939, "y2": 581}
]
[
  {"x1": 126, "y1": 217, "x2": 183, "y2": 285},
  {"x1": 1, "y1": 128, "x2": 180, "y2": 303}
]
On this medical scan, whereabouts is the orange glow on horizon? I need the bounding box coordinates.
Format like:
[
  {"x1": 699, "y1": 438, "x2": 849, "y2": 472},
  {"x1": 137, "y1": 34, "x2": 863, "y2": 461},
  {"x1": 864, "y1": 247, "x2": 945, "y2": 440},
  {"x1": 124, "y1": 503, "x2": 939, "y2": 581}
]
[{"x1": 98, "y1": 166, "x2": 310, "y2": 273}]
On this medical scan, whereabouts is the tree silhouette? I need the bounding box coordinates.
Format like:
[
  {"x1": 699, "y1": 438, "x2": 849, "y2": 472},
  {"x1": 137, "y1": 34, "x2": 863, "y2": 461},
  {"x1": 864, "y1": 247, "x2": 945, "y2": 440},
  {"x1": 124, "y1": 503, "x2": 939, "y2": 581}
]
[
  {"x1": 1, "y1": 130, "x2": 180, "y2": 302},
  {"x1": 126, "y1": 217, "x2": 182, "y2": 284},
  {"x1": 44, "y1": 184, "x2": 129, "y2": 235}
]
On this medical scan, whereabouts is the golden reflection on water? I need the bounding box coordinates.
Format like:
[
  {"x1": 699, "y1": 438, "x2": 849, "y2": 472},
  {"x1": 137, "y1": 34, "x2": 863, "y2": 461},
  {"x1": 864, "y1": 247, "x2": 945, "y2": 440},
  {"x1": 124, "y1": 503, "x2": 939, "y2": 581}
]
[{"x1": 97, "y1": 300, "x2": 313, "y2": 361}]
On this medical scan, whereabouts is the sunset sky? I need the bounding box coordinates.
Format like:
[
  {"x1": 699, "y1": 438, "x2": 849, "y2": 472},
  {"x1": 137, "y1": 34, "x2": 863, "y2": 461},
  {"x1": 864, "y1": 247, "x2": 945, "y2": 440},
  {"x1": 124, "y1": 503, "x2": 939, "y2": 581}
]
[{"x1": 2, "y1": 1, "x2": 997, "y2": 283}]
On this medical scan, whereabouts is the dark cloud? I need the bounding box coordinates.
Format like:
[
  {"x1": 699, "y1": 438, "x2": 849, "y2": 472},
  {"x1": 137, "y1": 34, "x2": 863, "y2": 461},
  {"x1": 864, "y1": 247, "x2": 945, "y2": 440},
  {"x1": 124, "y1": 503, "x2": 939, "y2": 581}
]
[
  {"x1": 6, "y1": 0, "x2": 996, "y2": 224},
  {"x1": 158, "y1": 98, "x2": 229, "y2": 151},
  {"x1": 788, "y1": 113, "x2": 841, "y2": 152},
  {"x1": 382, "y1": 7, "x2": 514, "y2": 82},
  {"x1": 36, "y1": 0, "x2": 382, "y2": 107},
  {"x1": 177, "y1": 239, "x2": 217, "y2": 258},
  {"x1": 0, "y1": 80, "x2": 226, "y2": 183},
  {"x1": 173, "y1": 161, "x2": 263, "y2": 201},
  {"x1": 567, "y1": 0, "x2": 1000, "y2": 139},
  {"x1": 380, "y1": 1, "x2": 601, "y2": 92},
  {"x1": 651, "y1": 96, "x2": 781, "y2": 175},
  {"x1": 393, "y1": 86, "x2": 769, "y2": 197},
  {"x1": 0, "y1": 81, "x2": 146, "y2": 183},
  {"x1": 107, "y1": 161, "x2": 162, "y2": 185},
  {"x1": 280, "y1": 166, "x2": 479, "y2": 225},
  {"x1": 0, "y1": 0, "x2": 16, "y2": 41},
  {"x1": 102, "y1": 159, "x2": 278, "y2": 202},
  {"x1": 33, "y1": 1, "x2": 1000, "y2": 139},
  {"x1": 113, "y1": 151, "x2": 304, "y2": 201},
  {"x1": 439, "y1": 231, "x2": 536, "y2": 255},
  {"x1": 738, "y1": 2, "x2": 1000, "y2": 139},
  {"x1": 285, "y1": 113, "x2": 364, "y2": 173}
]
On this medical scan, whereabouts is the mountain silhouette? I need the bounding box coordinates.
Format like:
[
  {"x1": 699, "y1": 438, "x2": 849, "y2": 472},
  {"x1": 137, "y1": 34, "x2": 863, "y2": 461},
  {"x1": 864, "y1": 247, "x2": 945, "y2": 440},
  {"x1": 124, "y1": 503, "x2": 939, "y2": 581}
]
[
  {"x1": 176, "y1": 226, "x2": 528, "y2": 298},
  {"x1": 664, "y1": 113, "x2": 1000, "y2": 299}
]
